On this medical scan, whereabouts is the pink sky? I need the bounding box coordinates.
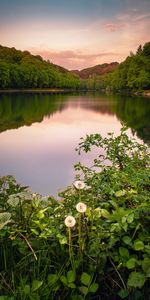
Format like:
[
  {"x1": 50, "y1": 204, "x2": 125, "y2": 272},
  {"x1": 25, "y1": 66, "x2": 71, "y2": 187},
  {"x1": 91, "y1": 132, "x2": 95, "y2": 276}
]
[{"x1": 0, "y1": 0, "x2": 150, "y2": 69}]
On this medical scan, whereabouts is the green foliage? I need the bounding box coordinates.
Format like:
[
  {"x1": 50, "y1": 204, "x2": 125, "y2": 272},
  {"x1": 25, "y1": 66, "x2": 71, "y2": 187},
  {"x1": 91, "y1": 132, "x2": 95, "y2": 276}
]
[
  {"x1": 0, "y1": 45, "x2": 80, "y2": 89},
  {"x1": 99, "y1": 41, "x2": 150, "y2": 91},
  {"x1": 0, "y1": 128, "x2": 150, "y2": 299}
]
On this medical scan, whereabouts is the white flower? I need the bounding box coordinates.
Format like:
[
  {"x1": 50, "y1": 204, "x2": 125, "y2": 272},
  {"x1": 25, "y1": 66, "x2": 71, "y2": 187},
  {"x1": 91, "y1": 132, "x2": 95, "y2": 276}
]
[
  {"x1": 73, "y1": 180, "x2": 85, "y2": 190},
  {"x1": 64, "y1": 216, "x2": 76, "y2": 228},
  {"x1": 76, "y1": 202, "x2": 87, "y2": 213}
]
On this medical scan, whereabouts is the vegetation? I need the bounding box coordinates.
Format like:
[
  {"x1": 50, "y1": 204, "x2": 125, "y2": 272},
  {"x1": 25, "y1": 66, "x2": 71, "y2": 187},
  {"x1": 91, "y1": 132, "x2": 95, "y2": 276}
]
[
  {"x1": 101, "y1": 42, "x2": 150, "y2": 92},
  {"x1": 0, "y1": 128, "x2": 150, "y2": 299},
  {"x1": 0, "y1": 41, "x2": 150, "y2": 92},
  {"x1": 0, "y1": 46, "x2": 80, "y2": 89}
]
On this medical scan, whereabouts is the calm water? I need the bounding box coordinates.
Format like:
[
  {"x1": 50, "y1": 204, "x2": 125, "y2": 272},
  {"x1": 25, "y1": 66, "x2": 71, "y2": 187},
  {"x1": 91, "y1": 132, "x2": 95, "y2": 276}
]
[{"x1": 0, "y1": 92, "x2": 149, "y2": 196}]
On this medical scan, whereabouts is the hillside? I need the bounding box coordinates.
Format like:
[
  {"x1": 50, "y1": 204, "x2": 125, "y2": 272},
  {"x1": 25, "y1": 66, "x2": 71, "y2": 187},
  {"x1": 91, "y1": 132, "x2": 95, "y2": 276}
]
[
  {"x1": 102, "y1": 41, "x2": 150, "y2": 91},
  {"x1": 71, "y1": 62, "x2": 119, "y2": 79},
  {"x1": 0, "y1": 45, "x2": 80, "y2": 89}
]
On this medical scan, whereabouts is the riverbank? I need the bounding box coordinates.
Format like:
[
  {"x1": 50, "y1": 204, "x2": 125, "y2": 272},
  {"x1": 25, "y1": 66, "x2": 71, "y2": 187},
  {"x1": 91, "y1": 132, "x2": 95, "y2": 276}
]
[{"x1": 0, "y1": 88, "x2": 72, "y2": 93}]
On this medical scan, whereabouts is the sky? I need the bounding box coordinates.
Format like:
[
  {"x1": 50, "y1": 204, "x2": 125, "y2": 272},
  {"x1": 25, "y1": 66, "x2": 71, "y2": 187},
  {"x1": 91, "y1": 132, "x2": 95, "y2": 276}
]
[{"x1": 0, "y1": 0, "x2": 150, "y2": 70}]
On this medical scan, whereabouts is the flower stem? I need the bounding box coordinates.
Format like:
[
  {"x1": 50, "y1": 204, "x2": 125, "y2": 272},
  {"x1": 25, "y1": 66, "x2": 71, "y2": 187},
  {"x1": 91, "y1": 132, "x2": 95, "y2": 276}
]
[{"x1": 68, "y1": 227, "x2": 75, "y2": 270}]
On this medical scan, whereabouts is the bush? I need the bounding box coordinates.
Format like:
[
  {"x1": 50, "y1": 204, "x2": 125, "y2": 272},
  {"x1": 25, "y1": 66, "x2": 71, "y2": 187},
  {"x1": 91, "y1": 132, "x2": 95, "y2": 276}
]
[{"x1": 0, "y1": 128, "x2": 150, "y2": 299}]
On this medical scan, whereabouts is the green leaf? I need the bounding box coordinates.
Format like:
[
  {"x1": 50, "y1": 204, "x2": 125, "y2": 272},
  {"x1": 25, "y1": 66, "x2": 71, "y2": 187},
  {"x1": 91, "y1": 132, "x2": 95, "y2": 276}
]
[
  {"x1": 127, "y1": 272, "x2": 146, "y2": 288},
  {"x1": 60, "y1": 275, "x2": 68, "y2": 286},
  {"x1": 80, "y1": 272, "x2": 91, "y2": 286},
  {"x1": 142, "y1": 257, "x2": 150, "y2": 276},
  {"x1": 119, "y1": 247, "x2": 129, "y2": 258},
  {"x1": 79, "y1": 286, "x2": 88, "y2": 295},
  {"x1": 122, "y1": 236, "x2": 132, "y2": 246},
  {"x1": 37, "y1": 211, "x2": 45, "y2": 219},
  {"x1": 0, "y1": 212, "x2": 11, "y2": 229},
  {"x1": 67, "y1": 270, "x2": 76, "y2": 283},
  {"x1": 134, "y1": 240, "x2": 144, "y2": 251},
  {"x1": 126, "y1": 258, "x2": 137, "y2": 269},
  {"x1": 68, "y1": 283, "x2": 76, "y2": 289},
  {"x1": 100, "y1": 209, "x2": 110, "y2": 218},
  {"x1": 23, "y1": 284, "x2": 30, "y2": 294},
  {"x1": 47, "y1": 274, "x2": 59, "y2": 285},
  {"x1": 89, "y1": 283, "x2": 99, "y2": 293},
  {"x1": 118, "y1": 289, "x2": 129, "y2": 299},
  {"x1": 127, "y1": 213, "x2": 134, "y2": 223},
  {"x1": 31, "y1": 280, "x2": 43, "y2": 292},
  {"x1": 115, "y1": 190, "x2": 126, "y2": 197}
]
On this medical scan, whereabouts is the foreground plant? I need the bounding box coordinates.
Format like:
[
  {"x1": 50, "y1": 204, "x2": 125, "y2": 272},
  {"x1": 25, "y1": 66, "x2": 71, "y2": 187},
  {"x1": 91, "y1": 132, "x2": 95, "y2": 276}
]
[{"x1": 0, "y1": 128, "x2": 150, "y2": 299}]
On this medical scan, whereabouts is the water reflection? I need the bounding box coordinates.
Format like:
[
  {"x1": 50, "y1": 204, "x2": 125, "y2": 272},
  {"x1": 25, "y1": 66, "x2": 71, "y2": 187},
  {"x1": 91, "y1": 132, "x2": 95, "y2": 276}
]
[{"x1": 0, "y1": 93, "x2": 149, "y2": 195}]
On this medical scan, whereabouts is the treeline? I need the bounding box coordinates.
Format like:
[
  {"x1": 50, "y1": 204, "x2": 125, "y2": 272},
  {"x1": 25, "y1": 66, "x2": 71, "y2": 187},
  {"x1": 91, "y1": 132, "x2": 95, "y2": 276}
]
[
  {"x1": 102, "y1": 41, "x2": 150, "y2": 91},
  {"x1": 0, "y1": 45, "x2": 80, "y2": 89},
  {"x1": 0, "y1": 42, "x2": 150, "y2": 91}
]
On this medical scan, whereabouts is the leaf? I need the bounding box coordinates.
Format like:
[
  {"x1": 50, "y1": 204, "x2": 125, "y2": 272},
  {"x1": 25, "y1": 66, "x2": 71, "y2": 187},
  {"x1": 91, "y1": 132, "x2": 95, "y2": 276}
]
[
  {"x1": 60, "y1": 275, "x2": 68, "y2": 286},
  {"x1": 115, "y1": 190, "x2": 126, "y2": 197},
  {"x1": 79, "y1": 286, "x2": 88, "y2": 295},
  {"x1": 127, "y1": 272, "x2": 146, "y2": 288},
  {"x1": 101, "y1": 209, "x2": 110, "y2": 219},
  {"x1": 118, "y1": 289, "x2": 129, "y2": 299},
  {"x1": 31, "y1": 280, "x2": 43, "y2": 292},
  {"x1": 122, "y1": 236, "x2": 132, "y2": 246},
  {"x1": 134, "y1": 240, "x2": 144, "y2": 251},
  {"x1": 119, "y1": 247, "x2": 129, "y2": 258},
  {"x1": 127, "y1": 213, "x2": 134, "y2": 223},
  {"x1": 59, "y1": 236, "x2": 67, "y2": 244},
  {"x1": 23, "y1": 284, "x2": 30, "y2": 295},
  {"x1": 37, "y1": 210, "x2": 45, "y2": 219},
  {"x1": 142, "y1": 258, "x2": 150, "y2": 276},
  {"x1": 126, "y1": 258, "x2": 137, "y2": 269},
  {"x1": 7, "y1": 197, "x2": 19, "y2": 206},
  {"x1": 68, "y1": 283, "x2": 76, "y2": 289},
  {"x1": 89, "y1": 283, "x2": 99, "y2": 293},
  {"x1": 0, "y1": 212, "x2": 11, "y2": 229},
  {"x1": 47, "y1": 274, "x2": 59, "y2": 285},
  {"x1": 67, "y1": 270, "x2": 76, "y2": 283},
  {"x1": 80, "y1": 272, "x2": 91, "y2": 286}
]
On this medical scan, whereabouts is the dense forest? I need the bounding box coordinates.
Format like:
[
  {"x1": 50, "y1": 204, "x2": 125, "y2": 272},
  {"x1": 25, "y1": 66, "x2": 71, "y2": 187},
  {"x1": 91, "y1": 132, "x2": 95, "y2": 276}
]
[
  {"x1": 0, "y1": 42, "x2": 150, "y2": 91},
  {"x1": 101, "y1": 41, "x2": 150, "y2": 92},
  {"x1": 0, "y1": 45, "x2": 80, "y2": 89}
]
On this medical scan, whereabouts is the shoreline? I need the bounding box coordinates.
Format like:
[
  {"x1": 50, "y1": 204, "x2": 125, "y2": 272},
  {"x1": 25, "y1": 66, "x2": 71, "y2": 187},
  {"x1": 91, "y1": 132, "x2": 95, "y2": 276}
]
[{"x1": 0, "y1": 88, "x2": 72, "y2": 94}]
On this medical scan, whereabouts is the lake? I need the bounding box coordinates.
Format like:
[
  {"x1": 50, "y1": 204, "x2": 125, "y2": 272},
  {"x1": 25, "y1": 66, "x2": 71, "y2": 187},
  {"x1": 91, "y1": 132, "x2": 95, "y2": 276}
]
[{"x1": 0, "y1": 92, "x2": 149, "y2": 196}]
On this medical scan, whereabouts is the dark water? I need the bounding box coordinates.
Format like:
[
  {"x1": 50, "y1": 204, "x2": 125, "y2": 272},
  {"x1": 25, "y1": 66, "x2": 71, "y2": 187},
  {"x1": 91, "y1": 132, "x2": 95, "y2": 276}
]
[{"x1": 0, "y1": 92, "x2": 149, "y2": 196}]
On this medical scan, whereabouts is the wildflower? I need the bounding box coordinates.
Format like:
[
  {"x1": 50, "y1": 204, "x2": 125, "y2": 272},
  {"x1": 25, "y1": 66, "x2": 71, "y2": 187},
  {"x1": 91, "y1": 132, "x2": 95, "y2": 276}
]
[
  {"x1": 64, "y1": 216, "x2": 76, "y2": 228},
  {"x1": 73, "y1": 180, "x2": 85, "y2": 190},
  {"x1": 76, "y1": 202, "x2": 87, "y2": 213}
]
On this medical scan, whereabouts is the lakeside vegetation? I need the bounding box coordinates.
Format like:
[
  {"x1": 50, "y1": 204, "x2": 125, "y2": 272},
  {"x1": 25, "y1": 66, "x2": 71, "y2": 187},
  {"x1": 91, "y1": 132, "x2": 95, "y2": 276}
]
[
  {"x1": 0, "y1": 41, "x2": 150, "y2": 92},
  {"x1": 0, "y1": 129, "x2": 150, "y2": 299}
]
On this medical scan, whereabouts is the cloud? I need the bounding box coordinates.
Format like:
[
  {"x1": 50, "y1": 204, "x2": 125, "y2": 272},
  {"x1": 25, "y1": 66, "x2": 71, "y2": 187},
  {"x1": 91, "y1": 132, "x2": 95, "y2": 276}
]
[
  {"x1": 30, "y1": 49, "x2": 119, "y2": 70},
  {"x1": 104, "y1": 23, "x2": 125, "y2": 32}
]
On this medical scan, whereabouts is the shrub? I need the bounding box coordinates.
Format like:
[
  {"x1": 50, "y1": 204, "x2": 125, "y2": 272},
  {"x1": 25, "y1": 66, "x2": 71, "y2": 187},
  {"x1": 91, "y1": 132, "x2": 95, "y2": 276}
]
[{"x1": 0, "y1": 128, "x2": 150, "y2": 299}]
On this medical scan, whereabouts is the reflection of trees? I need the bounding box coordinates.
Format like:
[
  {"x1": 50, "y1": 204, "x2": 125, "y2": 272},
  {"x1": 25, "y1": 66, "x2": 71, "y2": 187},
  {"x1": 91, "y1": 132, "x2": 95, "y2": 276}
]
[
  {"x1": 0, "y1": 93, "x2": 68, "y2": 132},
  {"x1": 113, "y1": 95, "x2": 150, "y2": 144},
  {"x1": 0, "y1": 93, "x2": 149, "y2": 144},
  {"x1": 0, "y1": 93, "x2": 116, "y2": 133}
]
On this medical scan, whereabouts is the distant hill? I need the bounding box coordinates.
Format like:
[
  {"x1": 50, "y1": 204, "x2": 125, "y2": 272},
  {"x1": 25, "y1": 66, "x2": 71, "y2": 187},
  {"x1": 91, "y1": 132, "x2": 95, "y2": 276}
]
[
  {"x1": 71, "y1": 62, "x2": 119, "y2": 79},
  {"x1": 0, "y1": 45, "x2": 80, "y2": 89}
]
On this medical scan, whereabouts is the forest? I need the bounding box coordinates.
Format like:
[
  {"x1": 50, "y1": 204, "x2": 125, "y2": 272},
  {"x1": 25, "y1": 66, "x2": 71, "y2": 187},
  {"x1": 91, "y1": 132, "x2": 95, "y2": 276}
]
[
  {"x1": 99, "y1": 42, "x2": 150, "y2": 92},
  {"x1": 0, "y1": 41, "x2": 150, "y2": 91},
  {"x1": 0, "y1": 45, "x2": 80, "y2": 89}
]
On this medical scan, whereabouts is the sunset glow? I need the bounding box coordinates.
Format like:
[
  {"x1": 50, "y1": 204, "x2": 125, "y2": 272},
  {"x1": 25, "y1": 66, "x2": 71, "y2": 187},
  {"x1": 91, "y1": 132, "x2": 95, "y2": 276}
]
[{"x1": 0, "y1": 0, "x2": 150, "y2": 69}]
